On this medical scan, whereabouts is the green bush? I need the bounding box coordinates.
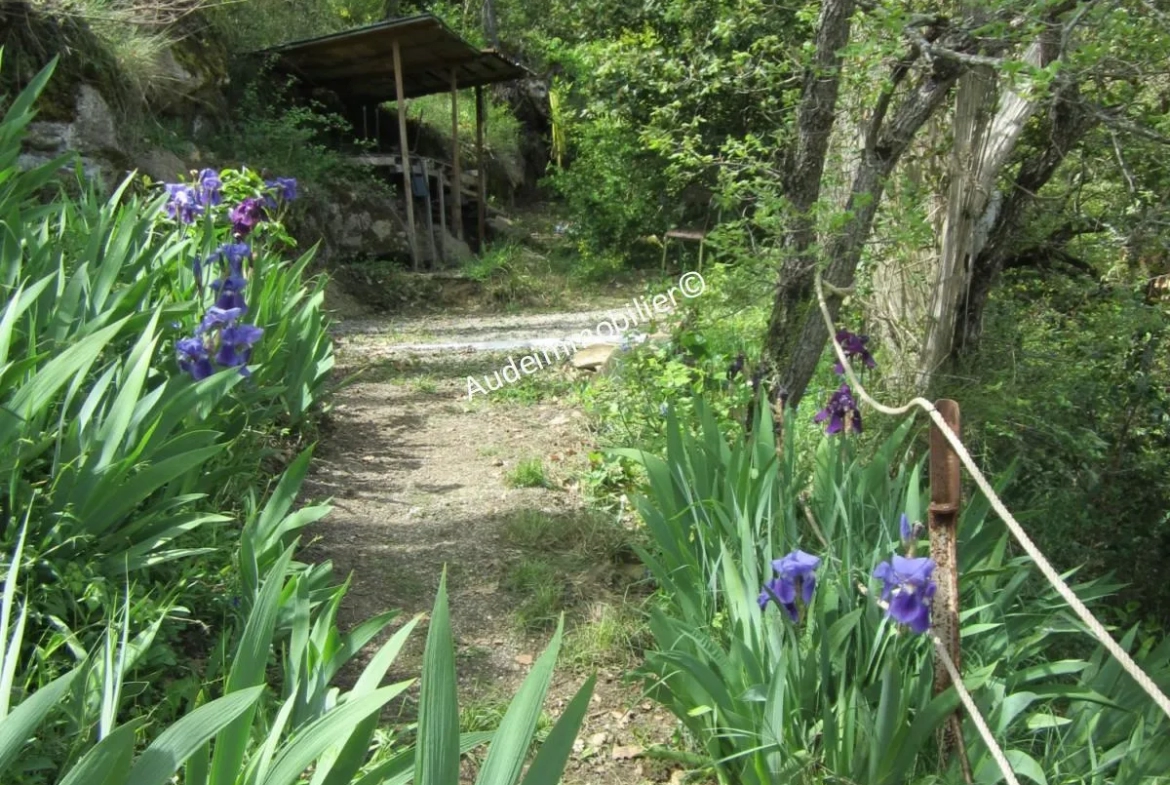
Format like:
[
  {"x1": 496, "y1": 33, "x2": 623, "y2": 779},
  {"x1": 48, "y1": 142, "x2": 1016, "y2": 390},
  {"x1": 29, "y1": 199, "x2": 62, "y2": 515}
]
[{"x1": 952, "y1": 271, "x2": 1170, "y2": 623}]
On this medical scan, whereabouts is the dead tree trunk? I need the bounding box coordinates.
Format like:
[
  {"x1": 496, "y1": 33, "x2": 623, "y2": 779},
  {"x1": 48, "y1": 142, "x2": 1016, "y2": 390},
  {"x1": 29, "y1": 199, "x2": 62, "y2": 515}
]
[
  {"x1": 952, "y1": 77, "x2": 1097, "y2": 355},
  {"x1": 483, "y1": 0, "x2": 500, "y2": 48},
  {"x1": 917, "y1": 2, "x2": 1084, "y2": 385}
]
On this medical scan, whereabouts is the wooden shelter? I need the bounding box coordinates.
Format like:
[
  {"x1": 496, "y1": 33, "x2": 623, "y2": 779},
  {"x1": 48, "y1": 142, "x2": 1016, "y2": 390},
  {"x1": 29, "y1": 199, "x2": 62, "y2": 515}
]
[{"x1": 263, "y1": 15, "x2": 529, "y2": 268}]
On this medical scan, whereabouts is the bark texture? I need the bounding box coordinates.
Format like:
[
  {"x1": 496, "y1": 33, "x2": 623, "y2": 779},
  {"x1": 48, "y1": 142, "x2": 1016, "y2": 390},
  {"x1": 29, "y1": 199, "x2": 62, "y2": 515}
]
[
  {"x1": 760, "y1": 0, "x2": 855, "y2": 405},
  {"x1": 952, "y1": 76, "x2": 1097, "y2": 355},
  {"x1": 764, "y1": 19, "x2": 973, "y2": 407}
]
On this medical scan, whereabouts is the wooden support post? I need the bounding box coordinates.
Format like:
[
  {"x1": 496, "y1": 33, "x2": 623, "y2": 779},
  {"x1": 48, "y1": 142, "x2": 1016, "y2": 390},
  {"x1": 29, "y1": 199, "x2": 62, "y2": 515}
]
[
  {"x1": 450, "y1": 70, "x2": 463, "y2": 241},
  {"x1": 437, "y1": 164, "x2": 447, "y2": 264},
  {"x1": 392, "y1": 40, "x2": 417, "y2": 271},
  {"x1": 422, "y1": 158, "x2": 437, "y2": 267},
  {"x1": 929, "y1": 399, "x2": 971, "y2": 782},
  {"x1": 476, "y1": 84, "x2": 487, "y2": 248}
]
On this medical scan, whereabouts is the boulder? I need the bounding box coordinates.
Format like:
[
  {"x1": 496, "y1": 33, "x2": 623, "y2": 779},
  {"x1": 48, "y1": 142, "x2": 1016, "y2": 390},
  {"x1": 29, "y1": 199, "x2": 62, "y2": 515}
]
[
  {"x1": 72, "y1": 85, "x2": 124, "y2": 158},
  {"x1": 24, "y1": 122, "x2": 70, "y2": 153},
  {"x1": 571, "y1": 343, "x2": 619, "y2": 372},
  {"x1": 134, "y1": 147, "x2": 188, "y2": 184},
  {"x1": 487, "y1": 214, "x2": 526, "y2": 241},
  {"x1": 293, "y1": 186, "x2": 413, "y2": 263},
  {"x1": 440, "y1": 231, "x2": 475, "y2": 265}
]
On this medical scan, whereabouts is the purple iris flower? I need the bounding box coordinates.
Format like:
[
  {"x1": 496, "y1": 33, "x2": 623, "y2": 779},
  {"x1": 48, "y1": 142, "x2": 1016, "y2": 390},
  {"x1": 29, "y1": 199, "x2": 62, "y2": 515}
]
[
  {"x1": 873, "y1": 555, "x2": 937, "y2": 634},
  {"x1": 814, "y1": 383, "x2": 862, "y2": 434},
  {"x1": 832, "y1": 330, "x2": 877, "y2": 375},
  {"x1": 211, "y1": 243, "x2": 251, "y2": 275},
  {"x1": 192, "y1": 255, "x2": 203, "y2": 290},
  {"x1": 198, "y1": 168, "x2": 222, "y2": 206},
  {"x1": 216, "y1": 323, "x2": 264, "y2": 370},
  {"x1": 212, "y1": 275, "x2": 248, "y2": 311},
  {"x1": 229, "y1": 197, "x2": 268, "y2": 238},
  {"x1": 900, "y1": 513, "x2": 913, "y2": 545},
  {"x1": 265, "y1": 177, "x2": 298, "y2": 202},
  {"x1": 205, "y1": 243, "x2": 251, "y2": 311},
  {"x1": 176, "y1": 336, "x2": 214, "y2": 381},
  {"x1": 198, "y1": 306, "x2": 243, "y2": 334},
  {"x1": 164, "y1": 183, "x2": 203, "y2": 224},
  {"x1": 758, "y1": 549, "x2": 821, "y2": 621}
]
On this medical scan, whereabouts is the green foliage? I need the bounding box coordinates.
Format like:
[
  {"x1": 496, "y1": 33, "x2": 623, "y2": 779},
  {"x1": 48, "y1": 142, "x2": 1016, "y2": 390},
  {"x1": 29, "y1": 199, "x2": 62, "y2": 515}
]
[
  {"x1": 207, "y1": 0, "x2": 388, "y2": 52},
  {"x1": 952, "y1": 271, "x2": 1170, "y2": 622},
  {"x1": 619, "y1": 397, "x2": 1170, "y2": 783},
  {"x1": 462, "y1": 243, "x2": 544, "y2": 305},
  {"x1": 544, "y1": 111, "x2": 670, "y2": 263},
  {"x1": 0, "y1": 77, "x2": 316, "y2": 654},
  {"x1": 505, "y1": 457, "x2": 551, "y2": 488},
  {"x1": 577, "y1": 310, "x2": 760, "y2": 499},
  {"x1": 404, "y1": 91, "x2": 523, "y2": 176},
  {"x1": 211, "y1": 63, "x2": 384, "y2": 215},
  {"x1": 0, "y1": 55, "x2": 590, "y2": 785}
]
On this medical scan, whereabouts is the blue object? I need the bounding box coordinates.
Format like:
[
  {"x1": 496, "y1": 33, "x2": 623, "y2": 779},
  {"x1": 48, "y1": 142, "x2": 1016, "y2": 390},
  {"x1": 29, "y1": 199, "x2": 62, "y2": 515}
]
[{"x1": 411, "y1": 172, "x2": 429, "y2": 198}]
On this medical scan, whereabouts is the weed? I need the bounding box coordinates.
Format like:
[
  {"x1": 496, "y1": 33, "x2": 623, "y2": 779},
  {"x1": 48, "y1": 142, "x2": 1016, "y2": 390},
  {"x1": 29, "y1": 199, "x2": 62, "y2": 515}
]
[
  {"x1": 502, "y1": 509, "x2": 630, "y2": 561},
  {"x1": 564, "y1": 601, "x2": 648, "y2": 670},
  {"x1": 505, "y1": 457, "x2": 551, "y2": 488},
  {"x1": 503, "y1": 558, "x2": 569, "y2": 631},
  {"x1": 461, "y1": 691, "x2": 554, "y2": 737},
  {"x1": 488, "y1": 370, "x2": 580, "y2": 406},
  {"x1": 411, "y1": 375, "x2": 438, "y2": 394}
]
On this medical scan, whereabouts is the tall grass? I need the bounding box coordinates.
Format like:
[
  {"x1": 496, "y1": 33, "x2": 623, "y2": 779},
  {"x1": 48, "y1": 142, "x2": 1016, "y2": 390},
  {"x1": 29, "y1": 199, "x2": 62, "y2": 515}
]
[{"x1": 25, "y1": 0, "x2": 217, "y2": 105}]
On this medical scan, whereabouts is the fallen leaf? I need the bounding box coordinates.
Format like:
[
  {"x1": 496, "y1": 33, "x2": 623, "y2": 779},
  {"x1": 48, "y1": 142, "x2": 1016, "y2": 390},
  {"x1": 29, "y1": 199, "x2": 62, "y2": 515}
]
[
  {"x1": 514, "y1": 653, "x2": 533, "y2": 666},
  {"x1": 612, "y1": 745, "x2": 643, "y2": 761}
]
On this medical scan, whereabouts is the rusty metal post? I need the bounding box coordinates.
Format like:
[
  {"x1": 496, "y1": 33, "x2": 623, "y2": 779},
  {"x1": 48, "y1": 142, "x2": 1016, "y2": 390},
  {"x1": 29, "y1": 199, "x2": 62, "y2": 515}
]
[{"x1": 929, "y1": 399, "x2": 971, "y2": 781}]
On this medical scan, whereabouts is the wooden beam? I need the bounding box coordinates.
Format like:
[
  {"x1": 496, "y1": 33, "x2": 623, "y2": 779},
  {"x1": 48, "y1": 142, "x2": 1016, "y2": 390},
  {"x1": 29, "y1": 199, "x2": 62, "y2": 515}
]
[
  {"x1": 393, "y1": 39, "x2": 418, "y2": 270},
  {"x1": 422, "y1": 158, "x2": 437, "y2": 267},
  {"x1": 437, "y1": 162, "x2": 447, "y2": 263},
  {"x1": 450, "y1": 70, "x2": 463, "y2": 241},
  {"x1": 476, "y1": 84, "x2": 486, "y2": 247}
]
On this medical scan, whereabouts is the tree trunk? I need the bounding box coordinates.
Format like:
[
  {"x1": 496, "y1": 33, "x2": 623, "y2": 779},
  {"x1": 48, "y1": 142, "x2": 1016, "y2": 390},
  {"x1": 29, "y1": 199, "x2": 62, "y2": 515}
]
[
  {"x1": 764, "y1": 26, "x2": 970, "y2": 407},
  {"x1": 953, "y1": 77, "x2": 1097, "y2": 355},
  {"x1": 917, "y1": 36, "x2": 1051, "y2": 386},
  {"x1": 483, "y1": 0, "x2": 500, "y2": 48},
  {"x1": 760, "y1": 0, "x2": 855, "y2": 404}
]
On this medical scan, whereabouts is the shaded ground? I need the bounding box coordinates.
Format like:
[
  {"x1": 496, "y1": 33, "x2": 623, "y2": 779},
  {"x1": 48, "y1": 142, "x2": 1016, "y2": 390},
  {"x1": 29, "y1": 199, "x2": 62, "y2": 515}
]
[{"x1": 301, "y1": 310, "x2": 691, "y2": 785}]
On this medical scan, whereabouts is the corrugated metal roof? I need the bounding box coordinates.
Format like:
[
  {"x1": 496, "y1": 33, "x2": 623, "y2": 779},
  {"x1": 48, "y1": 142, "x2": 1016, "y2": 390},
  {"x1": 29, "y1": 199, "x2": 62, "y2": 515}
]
[{"x1": 262, "y1": 15, "x2": 528, "y2": 102}]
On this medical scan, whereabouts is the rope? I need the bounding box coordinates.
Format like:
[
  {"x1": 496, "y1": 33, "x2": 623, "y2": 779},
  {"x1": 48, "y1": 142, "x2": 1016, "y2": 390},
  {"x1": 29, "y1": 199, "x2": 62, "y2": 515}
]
[
  {"x1": 816, "y1": 272, "x2": 1170, "y2": 723},
  {"x1": 861, "y1": 584, "x2": 1019, "y2": 785}
]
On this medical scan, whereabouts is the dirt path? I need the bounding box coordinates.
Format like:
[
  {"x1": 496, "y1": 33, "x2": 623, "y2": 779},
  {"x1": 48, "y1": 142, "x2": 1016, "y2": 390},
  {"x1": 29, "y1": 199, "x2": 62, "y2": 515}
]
[{"x1": 302, "y1": 310, "x2": 682, "y2": 785}]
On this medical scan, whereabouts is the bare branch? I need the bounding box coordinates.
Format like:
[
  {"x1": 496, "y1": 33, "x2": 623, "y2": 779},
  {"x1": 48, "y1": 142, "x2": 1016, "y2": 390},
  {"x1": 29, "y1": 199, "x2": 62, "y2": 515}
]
[
  {"x1": 865, "y1": 49, "x2": 919, "y2": 154},
  {"x1": 903, "y1": 27, "x2": 1006, "y2": 68}
]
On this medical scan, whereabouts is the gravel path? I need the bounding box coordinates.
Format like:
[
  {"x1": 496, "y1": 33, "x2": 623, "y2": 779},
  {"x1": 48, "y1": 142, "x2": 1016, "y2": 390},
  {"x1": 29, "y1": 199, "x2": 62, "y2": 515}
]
[{"x1": 302, "y1": 309, "x2": 682, "y2": 785}]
